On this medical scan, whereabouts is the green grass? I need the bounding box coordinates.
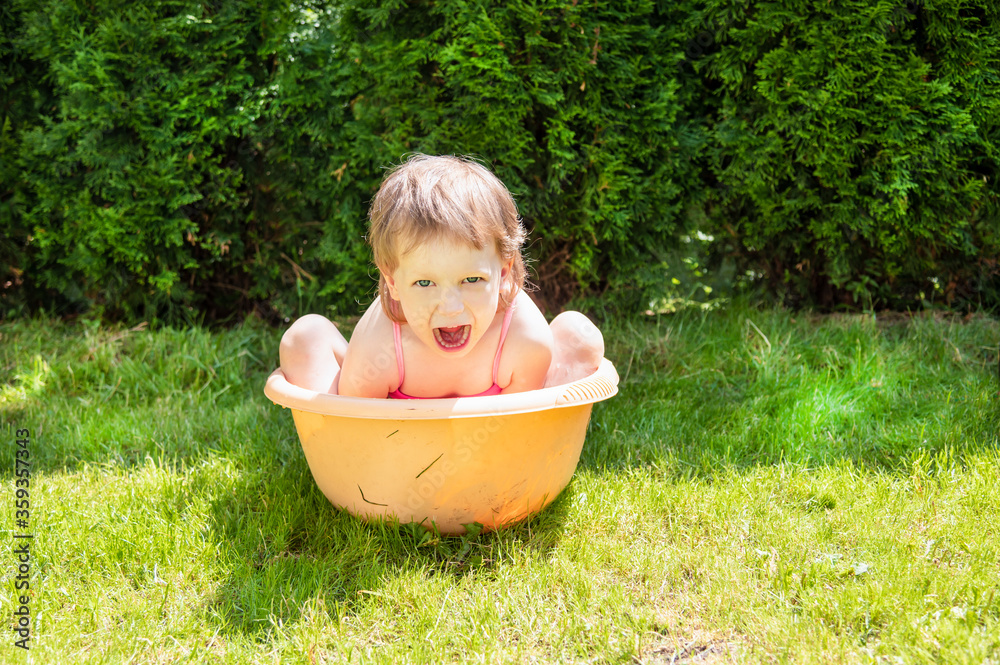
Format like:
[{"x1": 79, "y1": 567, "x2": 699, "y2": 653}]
[{"x1": 0, "y1": 306, "x2": 998, "y2": 663}]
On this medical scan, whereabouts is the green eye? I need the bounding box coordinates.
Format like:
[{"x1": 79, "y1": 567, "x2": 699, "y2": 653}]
[
  {"x1": 416, "y1": 279, "x2": 432, "y2": 287},
  {"x1": 465, "y1": 277, "x2": 482, "y2": 284}
]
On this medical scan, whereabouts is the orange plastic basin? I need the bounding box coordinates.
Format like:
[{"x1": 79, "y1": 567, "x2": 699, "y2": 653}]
[{"x1": 264, "y1": 358, "x2": 619, "y2": 534}]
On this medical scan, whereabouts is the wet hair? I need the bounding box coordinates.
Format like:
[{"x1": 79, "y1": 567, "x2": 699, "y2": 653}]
[{"x1": 368, "y1": 154, "x2": 527, "y2": 323}]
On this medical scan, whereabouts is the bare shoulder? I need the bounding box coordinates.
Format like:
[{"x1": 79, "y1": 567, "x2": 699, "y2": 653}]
[
  {"x1": 338, "y1": 298, "x2": 398, "y2": 398},
  {"x1": 508, "y1": 291, "x2": 553, "y2": 344},
  {"x1": 499, "y1": 291, "x2": 554, "y2": 393}
]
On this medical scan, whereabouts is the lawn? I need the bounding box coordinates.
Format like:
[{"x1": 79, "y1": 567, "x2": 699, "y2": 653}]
[{"x1": 1, "y1": 306, "x2": 998, "y2": 663}]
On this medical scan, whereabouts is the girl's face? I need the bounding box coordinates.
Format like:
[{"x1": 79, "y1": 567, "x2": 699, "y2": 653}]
[{"x1": 385, "y1": 236, "x2": 512, "y2": 358}]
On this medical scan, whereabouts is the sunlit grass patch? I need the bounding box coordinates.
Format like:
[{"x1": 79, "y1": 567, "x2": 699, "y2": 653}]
[{"x1": 0, "y1": 355, "x2": 50, "y2": 408}]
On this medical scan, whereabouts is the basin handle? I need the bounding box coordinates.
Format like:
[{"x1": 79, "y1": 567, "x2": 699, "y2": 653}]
[{"x1": 555, "y1": 359, "x2": 620, "y2": 405}]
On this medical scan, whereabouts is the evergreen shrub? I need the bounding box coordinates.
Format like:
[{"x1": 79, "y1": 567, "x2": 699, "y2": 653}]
[
  {"x1": 254, "y1": 0, "x2": 700, "y2": 315},
  {"x1": 688, "y1": 0, "x2": 1000, "y2": 310},
  {"x1": 3, "y1": 0, "x2": 282, "y2": 320},
  {"x1": 2, "y1": 0, "x2": 998, "y2": 322},
  {"x1": 2, "y1": 0, "x2": 696, "y2": 321}
]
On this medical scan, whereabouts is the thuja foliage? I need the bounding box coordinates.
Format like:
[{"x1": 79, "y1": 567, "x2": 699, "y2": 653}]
[
  {"x1": 1, "y1": 0, "x2": 998, "y2": 322},
  {"x1": 250, "y1": 0, "x2": 698, "y2": 315},
  {"x1": 2, "y1": 1, "x2": 287, "y2": 321},
  {"x1": 687, "y1": 0, "x2": 1000, "y2": 310},
  {"x1": 2, "y1": 0, "x2": 695, "y2": 321}
]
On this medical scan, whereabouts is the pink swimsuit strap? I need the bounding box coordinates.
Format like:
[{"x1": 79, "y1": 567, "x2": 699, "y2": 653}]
[{"x1": 389, "y1": 304, "x2": 516, "y2": 399}]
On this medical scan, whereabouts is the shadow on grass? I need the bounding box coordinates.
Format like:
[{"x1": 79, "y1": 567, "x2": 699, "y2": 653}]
[{"x1": 201, "y1": 446, "x2": 572, "y2": 640}]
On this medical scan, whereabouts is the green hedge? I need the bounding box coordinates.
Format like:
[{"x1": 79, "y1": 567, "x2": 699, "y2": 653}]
[
  {"x1": 689, "y1": 0, "x2": 1000, "y2": 310},
  {"x1": 2, "y1": 1, "x2": 293, "y2": 321},
  {"x1": 1, "y1": 0, "x2": 997, "y2": 322},
  {"x1": 1, "y1": 0, "x2": 696, "y2": 322},
  {"x1": 247, "y1": 0, "x2": 699, "y2": 316}
]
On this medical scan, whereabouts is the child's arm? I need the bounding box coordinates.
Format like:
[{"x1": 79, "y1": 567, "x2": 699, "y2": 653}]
[
  {"x1": 502, "y1": 336, "x2": 552, "y2": 393},
  {"x1": 500, "y1": 293, "x2": 554, "y2": 394},
  {"x1": 337, "y1": 299, "x2": 399, "y2": 398}
]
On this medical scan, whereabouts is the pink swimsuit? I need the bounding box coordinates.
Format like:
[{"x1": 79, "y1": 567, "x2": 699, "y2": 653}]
[{"x1": 388, "y1": 305, "x2": 515, "y2": 399}]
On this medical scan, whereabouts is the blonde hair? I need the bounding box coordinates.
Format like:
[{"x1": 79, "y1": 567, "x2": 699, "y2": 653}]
[{"x1": 368, "y1": 154, "x2": 527, "y2": 322}]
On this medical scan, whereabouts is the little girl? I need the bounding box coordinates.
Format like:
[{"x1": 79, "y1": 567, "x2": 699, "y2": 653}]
[{"x1": 279, "y1": 154, "x2": 604, "y2": 398}]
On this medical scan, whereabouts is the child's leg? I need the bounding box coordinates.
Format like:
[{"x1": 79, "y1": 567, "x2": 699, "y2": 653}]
[
  {"x1": 545, "y1": 311, "x2": 605, "y2": 388},
  {"x1": 279, "y1": 314, "x2": 349, "y2": 394}
]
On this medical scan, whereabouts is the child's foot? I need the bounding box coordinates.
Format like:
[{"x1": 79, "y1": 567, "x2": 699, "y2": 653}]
[{"x1": 545, "y1": 311, "x2": 605, "y2": 388}]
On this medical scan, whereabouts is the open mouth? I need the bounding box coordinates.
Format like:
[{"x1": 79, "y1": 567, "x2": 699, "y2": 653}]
[{"x1": 433, "y1": 325, "x2": 471, "y2": 351}]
